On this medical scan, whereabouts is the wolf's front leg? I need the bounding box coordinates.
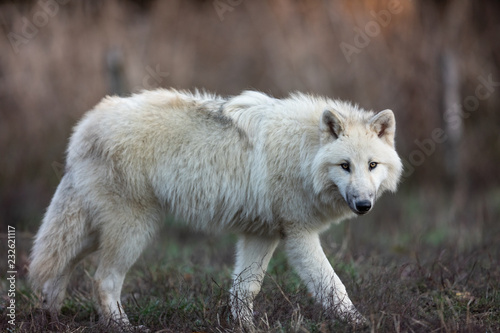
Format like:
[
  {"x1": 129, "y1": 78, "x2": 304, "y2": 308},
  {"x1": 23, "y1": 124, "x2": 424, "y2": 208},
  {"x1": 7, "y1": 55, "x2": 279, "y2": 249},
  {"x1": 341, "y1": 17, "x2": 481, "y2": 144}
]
[
  {"x1": 230, "y1": 235, "x2": 279, "y2": 329},
  {"x1": 284, "y1": 232, "x2": 365, "y2": 324}
]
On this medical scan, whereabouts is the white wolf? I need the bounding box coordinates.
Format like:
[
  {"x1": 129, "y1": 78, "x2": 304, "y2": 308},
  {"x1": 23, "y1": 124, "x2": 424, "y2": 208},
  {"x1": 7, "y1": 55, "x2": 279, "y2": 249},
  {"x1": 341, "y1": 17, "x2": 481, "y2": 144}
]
[{"x1": 29, "y1": 89, "x2": 402, "y2": 328}]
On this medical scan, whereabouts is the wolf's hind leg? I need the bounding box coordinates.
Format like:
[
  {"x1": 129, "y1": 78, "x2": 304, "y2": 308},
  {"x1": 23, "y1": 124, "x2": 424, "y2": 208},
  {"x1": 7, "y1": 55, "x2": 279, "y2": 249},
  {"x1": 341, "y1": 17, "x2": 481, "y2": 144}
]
[
  {"x1": 230, "y1": 235, "x2": 279, "y2": 328},
  {"x1": 93, "y1": 212, "x2": 156, "y2": 326}
]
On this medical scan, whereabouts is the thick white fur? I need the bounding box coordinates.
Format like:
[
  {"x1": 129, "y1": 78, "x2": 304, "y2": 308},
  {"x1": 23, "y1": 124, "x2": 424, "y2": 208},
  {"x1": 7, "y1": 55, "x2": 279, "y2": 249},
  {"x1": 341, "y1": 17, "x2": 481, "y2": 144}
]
[{"x1": 29, "y1": 89, "x2": 402, "y2": 327}]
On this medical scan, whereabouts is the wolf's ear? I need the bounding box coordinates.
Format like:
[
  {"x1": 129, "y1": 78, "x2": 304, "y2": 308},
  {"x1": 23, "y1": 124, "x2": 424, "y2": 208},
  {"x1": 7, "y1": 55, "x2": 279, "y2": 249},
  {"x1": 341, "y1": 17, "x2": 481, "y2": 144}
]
[
  {"x1": 321, "y1": 109, "x2": 344, "y2": 139},
  {"x1": 370, "y1": 109, "x2": 396, "y2": 146}
]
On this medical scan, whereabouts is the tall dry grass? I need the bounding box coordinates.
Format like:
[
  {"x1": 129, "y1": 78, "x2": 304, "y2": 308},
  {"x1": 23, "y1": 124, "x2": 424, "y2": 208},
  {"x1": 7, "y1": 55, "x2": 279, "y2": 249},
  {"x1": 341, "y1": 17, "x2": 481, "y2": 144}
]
[{"x1": 0, "y1": 0, "x2": 499, "y2": 233}]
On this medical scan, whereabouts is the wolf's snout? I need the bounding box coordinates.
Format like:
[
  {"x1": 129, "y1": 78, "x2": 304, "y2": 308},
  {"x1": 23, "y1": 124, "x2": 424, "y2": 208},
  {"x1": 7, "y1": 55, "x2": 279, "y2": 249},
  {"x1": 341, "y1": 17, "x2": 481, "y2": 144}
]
[
  {"x1": 355, "y1": 200, "x2": 372, "y2": 214},
  {"x1": 346, "y1": 191, "x2": 374, "y2": 215}
]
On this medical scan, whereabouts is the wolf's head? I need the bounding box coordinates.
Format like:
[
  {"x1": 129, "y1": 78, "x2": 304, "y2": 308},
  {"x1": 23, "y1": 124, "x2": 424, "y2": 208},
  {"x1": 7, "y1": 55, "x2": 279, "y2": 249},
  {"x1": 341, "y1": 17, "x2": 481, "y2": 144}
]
[{"x1": 312, "y1": 106, "x2": 403, "y2": 215}]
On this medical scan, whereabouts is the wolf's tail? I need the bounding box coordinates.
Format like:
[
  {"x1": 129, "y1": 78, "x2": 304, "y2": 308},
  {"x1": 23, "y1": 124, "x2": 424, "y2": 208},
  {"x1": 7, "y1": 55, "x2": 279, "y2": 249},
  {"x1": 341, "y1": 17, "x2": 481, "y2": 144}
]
[{"x1": 29, "y1": 174, "x2": 89, "y2": 291}]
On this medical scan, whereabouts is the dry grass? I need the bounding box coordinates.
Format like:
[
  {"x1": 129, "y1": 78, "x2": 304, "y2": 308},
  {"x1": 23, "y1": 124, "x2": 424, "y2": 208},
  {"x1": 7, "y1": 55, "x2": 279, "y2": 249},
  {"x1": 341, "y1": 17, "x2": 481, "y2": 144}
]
[{"x1": 1, "y1": 190, "x2": 499, "y2": 332}]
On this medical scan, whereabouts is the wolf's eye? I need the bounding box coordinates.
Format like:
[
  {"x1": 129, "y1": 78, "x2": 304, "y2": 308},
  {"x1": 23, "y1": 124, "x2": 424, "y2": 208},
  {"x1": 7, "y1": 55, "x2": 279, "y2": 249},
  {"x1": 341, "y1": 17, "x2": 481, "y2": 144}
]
[
  {"x1": 340, "y1": 163, "x2": 350, "y2": 172},
  {"x1": 369, "y1": 162, "x2": 378, "y2": 170}
]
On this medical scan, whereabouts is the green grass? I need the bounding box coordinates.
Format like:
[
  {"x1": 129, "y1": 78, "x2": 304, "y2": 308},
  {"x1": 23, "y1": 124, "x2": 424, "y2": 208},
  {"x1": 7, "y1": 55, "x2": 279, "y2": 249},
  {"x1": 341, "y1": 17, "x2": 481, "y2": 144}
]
[{"x1": 1, "y1": 191, "x2": 500, "y2": 332}]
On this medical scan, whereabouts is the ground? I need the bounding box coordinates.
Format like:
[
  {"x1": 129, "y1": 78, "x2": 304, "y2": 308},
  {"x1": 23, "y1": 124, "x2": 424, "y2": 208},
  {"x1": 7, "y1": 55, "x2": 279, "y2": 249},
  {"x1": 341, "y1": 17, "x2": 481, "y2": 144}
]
[{"x1": 1, "y1": 189, "x2": 499, "y2": 332}]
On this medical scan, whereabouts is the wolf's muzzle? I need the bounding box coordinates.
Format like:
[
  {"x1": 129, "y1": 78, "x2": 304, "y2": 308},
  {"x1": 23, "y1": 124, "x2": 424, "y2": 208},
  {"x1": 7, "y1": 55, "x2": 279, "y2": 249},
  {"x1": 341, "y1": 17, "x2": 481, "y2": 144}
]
[{"x1": 354, "y1": 200, "x2": 372, "y2": 214}]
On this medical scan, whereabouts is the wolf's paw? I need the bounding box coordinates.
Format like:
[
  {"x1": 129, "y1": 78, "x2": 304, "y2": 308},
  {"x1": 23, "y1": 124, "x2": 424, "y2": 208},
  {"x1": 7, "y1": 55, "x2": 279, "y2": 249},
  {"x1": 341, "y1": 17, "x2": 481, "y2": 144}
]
[
  {"x1": 98, "y1": 317, "x2": 150, "y2": 332},
  {"x1": 126, "y1": 324, "x2": 150, "y2": 333},
  {"x1": 336, "y1": 306, "x2": 369, "y2": 327},
  {"x1": 233, "y1": 315, "x2": 256, "y2": 333},
  {"x1": 349, "y1": 311, "x2": 369, "y2": 328}
]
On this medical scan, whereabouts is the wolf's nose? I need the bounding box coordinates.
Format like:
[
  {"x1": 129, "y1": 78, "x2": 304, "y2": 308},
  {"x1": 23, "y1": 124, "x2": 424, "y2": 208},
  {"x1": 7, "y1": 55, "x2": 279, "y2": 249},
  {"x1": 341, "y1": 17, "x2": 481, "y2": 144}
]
[{"x1": 355, "y1": 200, "x2": 372, "y2": 213}]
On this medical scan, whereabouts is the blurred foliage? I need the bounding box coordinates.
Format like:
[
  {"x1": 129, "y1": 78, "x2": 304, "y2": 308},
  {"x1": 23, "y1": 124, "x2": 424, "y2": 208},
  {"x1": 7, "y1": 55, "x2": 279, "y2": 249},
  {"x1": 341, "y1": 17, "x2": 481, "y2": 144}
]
[{"x1": 0, "y1": 0, "x2": 499, "y2": 230}]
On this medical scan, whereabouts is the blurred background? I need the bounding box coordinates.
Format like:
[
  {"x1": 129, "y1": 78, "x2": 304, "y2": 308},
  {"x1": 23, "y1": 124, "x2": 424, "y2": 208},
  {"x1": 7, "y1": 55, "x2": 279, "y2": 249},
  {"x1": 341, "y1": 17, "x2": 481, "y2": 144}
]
[{"x1": 0, "y1": 0, "x2": 499, "y2": 280}]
